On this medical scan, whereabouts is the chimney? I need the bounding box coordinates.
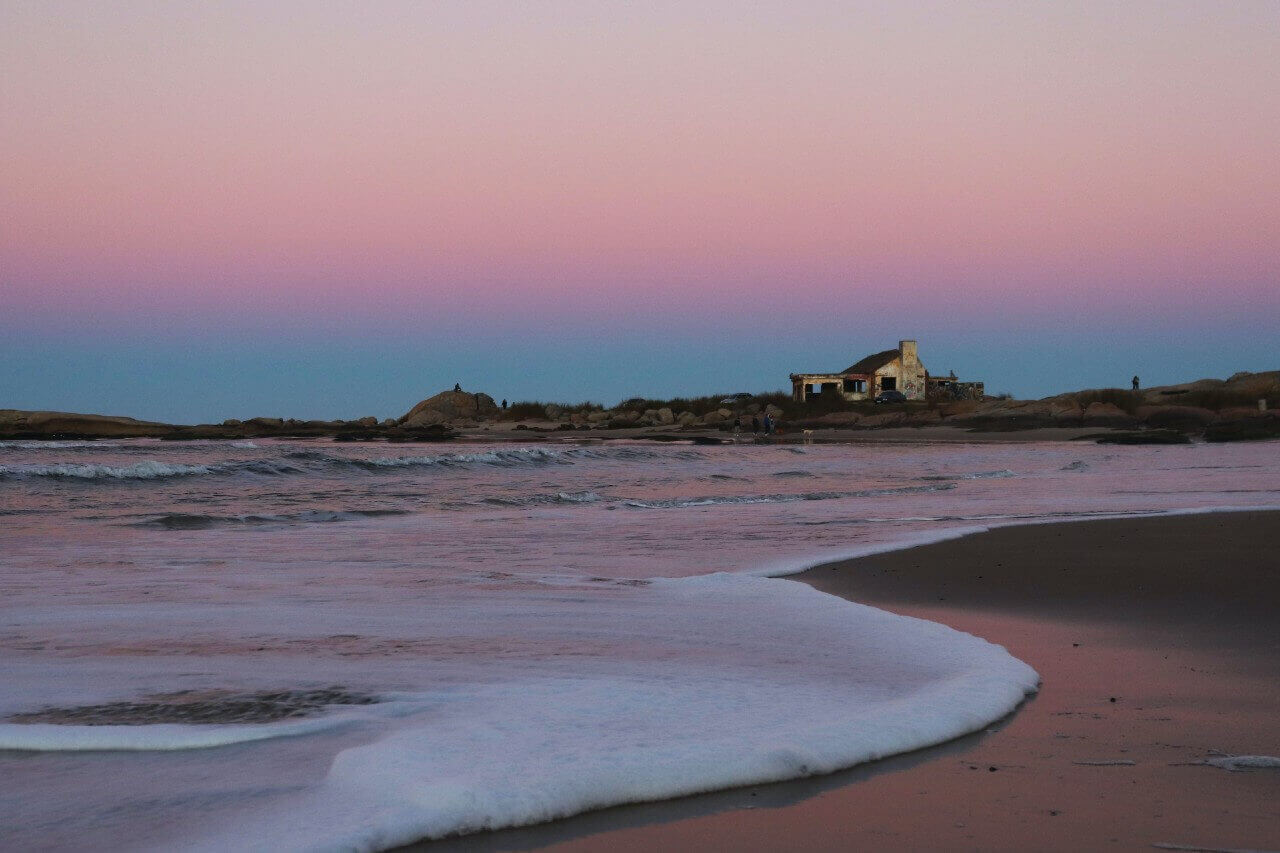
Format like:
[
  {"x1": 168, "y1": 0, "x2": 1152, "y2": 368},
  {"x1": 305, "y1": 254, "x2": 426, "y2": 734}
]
[{"x1": 899, "y1": 340, "x2": 918, "y2": 363}]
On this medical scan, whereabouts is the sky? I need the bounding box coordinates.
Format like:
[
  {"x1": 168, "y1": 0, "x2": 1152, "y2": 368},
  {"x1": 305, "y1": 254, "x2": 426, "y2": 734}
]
[{"x1": 2, "y1": 1, "x2": 1277, "y2": 423}]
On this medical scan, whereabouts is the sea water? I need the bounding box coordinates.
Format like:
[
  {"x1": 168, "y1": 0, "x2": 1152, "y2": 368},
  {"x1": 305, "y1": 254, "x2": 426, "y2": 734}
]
[{"x1": 1, "y1": 438, "x2": 1276, "y2": 850}]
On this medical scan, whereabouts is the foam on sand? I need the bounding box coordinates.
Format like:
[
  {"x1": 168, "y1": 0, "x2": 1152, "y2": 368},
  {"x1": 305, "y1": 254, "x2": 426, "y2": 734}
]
[{"x1": 186, "y1": 574, "x2": 1039, "y2": 850}]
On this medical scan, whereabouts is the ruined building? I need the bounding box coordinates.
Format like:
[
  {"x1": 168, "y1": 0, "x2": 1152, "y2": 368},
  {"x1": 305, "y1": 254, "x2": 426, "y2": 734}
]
[{"x1": 789, "y1": 340, "x2": 984, "y2": 403}]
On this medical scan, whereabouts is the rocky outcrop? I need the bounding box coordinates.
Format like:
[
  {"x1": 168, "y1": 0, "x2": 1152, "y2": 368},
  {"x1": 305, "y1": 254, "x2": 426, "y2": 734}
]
[
  {"x1": 400, "y1": 390, "x2": 498, "y2": 428},
  {"x1": 1081, "y1": 402, "x2": 1137, "y2": 428},
  {"x1": 0, "y1": 410, "x2": 174, "y2": 440}
]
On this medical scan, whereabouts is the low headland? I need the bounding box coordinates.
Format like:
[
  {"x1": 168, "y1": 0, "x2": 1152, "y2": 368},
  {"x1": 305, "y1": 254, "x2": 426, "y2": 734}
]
[{"x1": 3, "y1": 369, "x2": 1278, "y2": 444}]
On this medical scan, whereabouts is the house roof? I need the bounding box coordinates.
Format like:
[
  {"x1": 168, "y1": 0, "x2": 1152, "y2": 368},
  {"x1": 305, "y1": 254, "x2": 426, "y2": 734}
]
[{"x1": 843, "y1": 348, "x2": 900, "y2": 374}]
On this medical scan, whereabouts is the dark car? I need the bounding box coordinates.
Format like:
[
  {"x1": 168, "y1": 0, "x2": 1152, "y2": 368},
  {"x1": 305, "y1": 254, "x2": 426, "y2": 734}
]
[{"x1": 874, "y1": 390, "x2": 908, "y2": 404}]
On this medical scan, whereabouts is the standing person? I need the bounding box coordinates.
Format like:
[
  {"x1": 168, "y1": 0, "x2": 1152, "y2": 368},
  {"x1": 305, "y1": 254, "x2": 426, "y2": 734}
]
[
  {"x1": 502, "y1": 399, "x2": 508, "y2": 410},
  {"x1": 763, "y1": 413, "x2": 773, "y2": 435},
  {"x1": 1132, "y1": 376, "x2": 1140, "y2": 391},
  {"x1": 751, "y1": 415, "x2": 760, "y2": 434}
]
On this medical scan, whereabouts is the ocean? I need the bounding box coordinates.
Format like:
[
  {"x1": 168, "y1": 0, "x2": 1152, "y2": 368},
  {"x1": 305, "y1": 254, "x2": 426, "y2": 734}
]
[{"x1": 1, "y1": 437, "x2": 1277, "y2": 850}]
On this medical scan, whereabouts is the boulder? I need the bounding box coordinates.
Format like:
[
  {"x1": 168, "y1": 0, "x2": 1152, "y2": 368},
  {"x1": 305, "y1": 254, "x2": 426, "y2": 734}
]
[
  {"x1": 400, "y1": 390, "x2": 499, "y2": 427},
  {"x1": 544, "y1": 404, "x2": 563, "y2": 420},
  {"x1": 1082, "y1": 402, "x2": 1138, "y2": 428},
  {"x1": 357, "y1": 416, "x2": 378, "y2": 427},
  {"x1": 587, "y1": 411, "x2": 611, "y2": 423},
  {"x1": 1136, "y1": 405, "x2": 1216, "y2": 431},
  {"x1": 676, "y1": 411, "x2": 698, "y2": 426},
  {"x1": 657, "y1": 408, "x2": 675, "y2": 425},
  {"x1": 702, "y1": 411, "x2": 725, "y2": 425},
  {"x1": 764, "y1": 404, "x2": 784, "y2": 418},
  {"x1": 1049, "y1": 403, "x2": 1083, "y2": 426}
]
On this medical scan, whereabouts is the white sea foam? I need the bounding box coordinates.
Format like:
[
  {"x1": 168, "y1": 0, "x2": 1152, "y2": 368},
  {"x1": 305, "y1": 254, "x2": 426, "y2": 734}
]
[
  {"x1": 1205, "y1": 754, "x2": 1280, "y2": 771},
  {"x1": 0, "y1": 460, "x2": 217, "y2": 480},
  {"x1": 623, "y1": 483, "x2": 955, "y2": 509},
  {"x1": 0, "y1": 440, "x2": 119, "y2": 449},
  {"x1": 185, "y1": 574, "x2": 1038, "y2": 851}
]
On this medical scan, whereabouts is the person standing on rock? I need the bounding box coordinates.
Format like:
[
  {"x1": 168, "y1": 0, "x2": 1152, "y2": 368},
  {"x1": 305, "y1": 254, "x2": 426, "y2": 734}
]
[{"x1": 1132, "y1": 376, "x2": 1140, "y2": 391}]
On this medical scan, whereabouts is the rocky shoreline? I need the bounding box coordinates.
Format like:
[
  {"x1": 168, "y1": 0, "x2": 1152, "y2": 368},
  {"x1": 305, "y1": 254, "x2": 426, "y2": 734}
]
[{"x1": 4, "y1": 371, "x2": 1277, "y2": 444}]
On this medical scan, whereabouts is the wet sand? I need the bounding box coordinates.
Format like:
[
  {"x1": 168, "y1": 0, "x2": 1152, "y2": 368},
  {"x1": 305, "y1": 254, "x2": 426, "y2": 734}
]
[{"x1": 416, "y1": 511, "x2": 1280, "y2": 852}]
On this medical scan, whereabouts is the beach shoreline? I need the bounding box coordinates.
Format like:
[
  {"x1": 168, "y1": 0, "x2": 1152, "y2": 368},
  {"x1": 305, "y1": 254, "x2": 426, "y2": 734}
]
[{"x1": 411, "y1": 510, "x2": 1280, "y2": 852}]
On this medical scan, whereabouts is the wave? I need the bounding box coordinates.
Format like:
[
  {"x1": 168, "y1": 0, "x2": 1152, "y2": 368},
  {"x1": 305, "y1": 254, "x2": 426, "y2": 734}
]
[
  {"x1": 624, "y1": 482, "x2": 956, "y2": 509},
  {"x1": 478, "y1": 491, "x2": 604, "y2": 508},
  {"x1": 128, "y1": 509, "x2": 412, "y2": 529},
  {"x1": 0, "y1": 440, "x2": 121, "y2": 450},
  {"x1": 919, "y1": 469, "x2": 1016, "y2": 482},
  {"x1": 0, "y1": 446, "x2": 705, "y2": 482},
  {"x1": 179, "y1": 574, "x2": 1038, "y2": 850}
]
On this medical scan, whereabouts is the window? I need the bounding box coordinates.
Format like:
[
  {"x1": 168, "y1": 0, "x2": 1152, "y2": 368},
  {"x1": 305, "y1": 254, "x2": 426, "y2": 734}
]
[{"x1": 881, "y1": 377, "x2": 897, "y2": 391}]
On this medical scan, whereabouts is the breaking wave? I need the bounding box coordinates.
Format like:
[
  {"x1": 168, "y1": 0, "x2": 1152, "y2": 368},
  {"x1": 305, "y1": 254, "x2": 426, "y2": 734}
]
[
  {"x1": 919, "y1": 469, "x2": 1016, "y2": 482},
  {"x1": 128, "y1": 509, "x2": 412, "y2": 529},
  {"x1": 478, "y1": 491, "x2": 604, "y2": 508},
  {"x1": 624, "y1": 483, "x2": 956, "y2": 509},
  {"x1": 0, "y1": 446, "x2": 704, "y2": 482}
]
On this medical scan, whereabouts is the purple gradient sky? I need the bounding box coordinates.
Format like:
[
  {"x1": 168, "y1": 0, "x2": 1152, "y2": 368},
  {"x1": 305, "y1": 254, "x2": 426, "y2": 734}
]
[{"x1": 2, "y1": 2, "x2": 1277, "y2": 422}]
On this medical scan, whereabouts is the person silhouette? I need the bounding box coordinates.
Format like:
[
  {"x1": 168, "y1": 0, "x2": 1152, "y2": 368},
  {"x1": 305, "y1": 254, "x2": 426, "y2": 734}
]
[
  {"x1": 454, "y1": 383, "x2": 461, "y2": 392},
  {"x1": 1132, "y1": 376, "x2": 1140, "y2": 391}
]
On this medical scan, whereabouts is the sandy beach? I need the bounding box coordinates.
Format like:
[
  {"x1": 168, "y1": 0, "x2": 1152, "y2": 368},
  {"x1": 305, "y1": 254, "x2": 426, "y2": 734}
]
[{"x1": 416, "y1": 510, "x2": 1280, "y2": 852}]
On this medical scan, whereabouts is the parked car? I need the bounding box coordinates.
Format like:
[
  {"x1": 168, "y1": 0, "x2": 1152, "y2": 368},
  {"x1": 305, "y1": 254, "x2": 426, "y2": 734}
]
[
  {"x1": 719, "y1": 393, "x2": 753, "y2": 404},
  {"x1": 874, "y1": 390, "x2": 908, "y2": 404}
]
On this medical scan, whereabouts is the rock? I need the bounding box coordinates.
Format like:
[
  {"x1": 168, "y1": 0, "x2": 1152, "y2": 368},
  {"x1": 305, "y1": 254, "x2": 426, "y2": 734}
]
[
  {"x1": 765, "y1": 404, "x2": 784, "y2": 418},
  {"x1": 676, "y1": 411, "x2": 697, "y2": 426},
  {"x1": 222, "y1": 419, "x2": 243, "y2": 427},
  {"x1": 357, "y1": 416, "x2": 378, "y2": 427},
  {"x1": 1091, "y1": 429, "x2": 1191, "y2": 445},
  {"x1": 381, "y1": 418, "x2": 397, "y2": 427},
  {"x1": 657, "y1": 408, "x2": 675, "y2": 425},
  {"x1": 717, "y1": 408, "x2": 733, "y2": 419},
  {"x1": 400, "y1": 390, "x2": 499, "y2": 427},
  {"x1": 702, "y1": 411, "x2": 725, "y2": 425},
  {"x1": 544, "y1": 404, "x2": 563, "y2": 420},
  {"x1": 1082, "y1": 402, "x2": 1138, "y2": 428},
  {"x1": 587, "y1": 411, "x2": 611, "y2": 423},
  {"x1": 1136, "y1": 405, "x2": 1216, "y2": 430},
  {"x1": 246, "y1": 417, "x2": 284, "y2": 429}
]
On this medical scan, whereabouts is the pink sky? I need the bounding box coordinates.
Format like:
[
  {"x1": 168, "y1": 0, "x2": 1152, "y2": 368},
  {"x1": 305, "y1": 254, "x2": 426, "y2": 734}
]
[{"x1": 1, "y1": 2, "x2": 1277, "y2": 416}]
